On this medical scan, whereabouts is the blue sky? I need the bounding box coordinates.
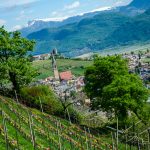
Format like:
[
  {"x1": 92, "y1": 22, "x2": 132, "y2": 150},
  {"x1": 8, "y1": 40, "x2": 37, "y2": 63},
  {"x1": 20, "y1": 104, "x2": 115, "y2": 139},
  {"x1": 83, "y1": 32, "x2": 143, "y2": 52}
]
[{"x1": 0, "y1": 0, "x2": 132, "y2": 31}]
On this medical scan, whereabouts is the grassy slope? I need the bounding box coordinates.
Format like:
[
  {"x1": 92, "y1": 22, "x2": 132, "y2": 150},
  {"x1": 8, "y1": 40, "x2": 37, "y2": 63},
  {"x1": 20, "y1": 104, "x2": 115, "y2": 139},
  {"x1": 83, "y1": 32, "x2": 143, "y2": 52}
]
[
  {"x1": 0, "y1": 95, "x2": 117, "y2": 150},
  {"x1": 32, "y1": 59, "x2": 92, "y2": 79}
]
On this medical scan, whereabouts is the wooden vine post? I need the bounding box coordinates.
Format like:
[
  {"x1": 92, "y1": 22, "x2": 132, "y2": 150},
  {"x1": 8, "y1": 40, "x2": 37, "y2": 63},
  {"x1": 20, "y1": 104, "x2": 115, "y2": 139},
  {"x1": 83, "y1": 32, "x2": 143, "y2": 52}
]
[
  {"x1": 125, "y1": 132, "x2": 128, "y2": 150},
  {"x1": 2, "y1": 111, "x2": 9, "y2": 150},
  {"x1": 28, "y1": 111, "x2": 36, "y2": 149},
  {"x1": 39, "y1": 97, "x2": 44, "y2": 113},
  {"x1": 14, "y1": 90, "x2": 21, "y2": 129},
  {"x1": 116, "y1": 117, "x2": 119, "y2": 150},
  {"x1": 57, "y1": 120, "x2": 62, "y2": 150},
  {"x1": 66, "y1": 108, "x2": 71, "y2": 125},
  {"x1": 148, "y1": 128, "x2": 150, "y2": 150},
  {"x1": 88, "y1": 127, "x2": 92, "y2": 149},
  {"x1": 111, "y1": 132, "x2": 115, "y2": 150},
  {"x1": 84, "y1": 127, "x2": 89, "y2": 150},
  {"x1": 39, "y1": 97, "x2": 51, "y2": 149},
  {"x1": 15, "y1": 118, "x2": 20, "y2": 149}
]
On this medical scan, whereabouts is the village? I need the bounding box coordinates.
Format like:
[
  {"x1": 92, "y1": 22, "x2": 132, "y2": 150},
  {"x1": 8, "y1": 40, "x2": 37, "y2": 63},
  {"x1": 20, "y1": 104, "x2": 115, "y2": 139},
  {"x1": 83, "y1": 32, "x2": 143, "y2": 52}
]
[
  {"x1": 33, "y1": 49, "x2": 150, "y2": 85},
  {"x1": 123, "y1": 50, "x2": 150, "y2": 89},
  {"x1": 32, "y1": 49, "x2": 150, "y2": 105},
  {"x1": 32, "y1": 49, "x2": 90, "y2": 110}
]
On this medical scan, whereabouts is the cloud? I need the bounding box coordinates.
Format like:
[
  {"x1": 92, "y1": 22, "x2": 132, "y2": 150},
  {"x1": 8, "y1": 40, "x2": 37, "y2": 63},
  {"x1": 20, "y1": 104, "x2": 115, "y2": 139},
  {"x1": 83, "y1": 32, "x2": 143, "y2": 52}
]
[
  {"x1": 64, "y1": 1, "x2": 80, "y2": 10},
  {"x1": 16, "y1": 10, "x2": 26, "y2": 21},
  {"x1": 78, "y1": 6, "x2": 112, "y2": 16},
  {"x1": 0, "y1": 0, "x2": 38, "y2": 12},
  {"x1": 114, "y1": 0, "x2": 124, "y2": 6},
  {"x1": 90, "y1": 6, "x2": 111, "y2": 13},
  {"x1": 0, "y1": 19, "x2": 6, "y2": 26},
  {"x1": 16, "y1": 9, "x2": 34, "y2": 21},
  {"x1": 52, "y1": 11, "x2": 59, "y2": 16},
  {"x1": 34, "y1": 16, "x2": 68, "y2": 22},
  {"x1": 12, "y1": 25, "x2": 22, "y2": 31},
  {"x1": 0, "y1": 0, "x2": 38, "y2": 7},
  {"x1": 37, "y1": 6, "x2": 112, "y2": 23}
]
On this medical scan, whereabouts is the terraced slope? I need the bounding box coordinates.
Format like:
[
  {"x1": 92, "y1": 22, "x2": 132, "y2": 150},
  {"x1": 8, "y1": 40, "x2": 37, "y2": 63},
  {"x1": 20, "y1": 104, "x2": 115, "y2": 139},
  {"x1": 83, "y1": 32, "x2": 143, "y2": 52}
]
[{"x1": 0, "y1": 96, "x2": 113, "y2": 150}]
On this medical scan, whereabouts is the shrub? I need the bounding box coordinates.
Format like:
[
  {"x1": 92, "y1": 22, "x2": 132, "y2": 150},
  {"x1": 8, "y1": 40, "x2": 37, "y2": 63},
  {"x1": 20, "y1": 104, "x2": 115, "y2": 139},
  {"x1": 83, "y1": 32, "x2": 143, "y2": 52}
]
[
  {"x1": 20, "y1": 85, "x2": 63, "y2": 115},
  {"x1": 67, "y1": 107, "x2": 83, "y2": 124}
]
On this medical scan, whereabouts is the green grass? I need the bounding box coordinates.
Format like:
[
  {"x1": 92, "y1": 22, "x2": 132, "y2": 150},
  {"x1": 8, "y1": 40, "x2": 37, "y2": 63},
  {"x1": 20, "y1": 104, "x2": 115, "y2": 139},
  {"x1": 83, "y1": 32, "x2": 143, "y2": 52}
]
[
  {"x1": 32, "y1": 58, "x2": 92, "y2": 79},
  {"x1": 142, "y1": 57, "x2": 150, "y2": 63}
]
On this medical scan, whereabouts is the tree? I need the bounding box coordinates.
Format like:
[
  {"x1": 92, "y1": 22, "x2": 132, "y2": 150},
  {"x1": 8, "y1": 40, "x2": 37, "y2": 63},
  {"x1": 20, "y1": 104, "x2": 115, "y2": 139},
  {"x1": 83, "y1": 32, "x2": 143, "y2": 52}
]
[
  {"x1": 84, "y1": 55, "x2": 149, "y2": 120},
  {"x1": 59, "y1": 88, "x2": 81, "y2": 112},
  {"x1": 0, "y1": 26, "x2": 37, "y2": 92},
  {"x1": 131, "y1": 51, "x2": 134, "y2": 55}
]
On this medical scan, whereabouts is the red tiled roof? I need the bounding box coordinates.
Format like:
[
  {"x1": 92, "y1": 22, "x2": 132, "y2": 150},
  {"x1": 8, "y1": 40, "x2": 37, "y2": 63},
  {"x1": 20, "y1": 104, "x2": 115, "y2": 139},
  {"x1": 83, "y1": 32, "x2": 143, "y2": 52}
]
[{"x1": 59, "y1": 71, "x2": 72, "y2": 80}]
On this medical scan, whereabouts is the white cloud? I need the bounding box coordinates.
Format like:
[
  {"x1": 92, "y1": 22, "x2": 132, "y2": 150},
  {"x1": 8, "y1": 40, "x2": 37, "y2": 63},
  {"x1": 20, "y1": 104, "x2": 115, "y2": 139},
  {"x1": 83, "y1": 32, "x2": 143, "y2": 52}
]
[
  {"x1": 0, "y1": 0, "x2": 38, "y2": 13},
  {"x1": 12, "y1": 25, "x2": 22, "y2": 31},
  {"x1": 79, "y1": 6, "x2": 112, "y2": 16},
  {"x1": 16, "y1": 10, "x2": 25, "y2": 20},
  {"x1": 0, "y1": 19, "x2": 6, "y2": 26},
  {"x1": 90, "y1": 6, "x2": 112, "y2": 13},
  {"x1": 64, "y1": 1, "x2": 80, "y2": 10},
  {"x1": 20, "y1": 10, "x2": 25, "y2": 15},
  {"x1": 114, "y1": 0, "x2": 124, "y2": 6},
  {"x1": 52, "y1": 11, "x2": 59, "y2": 16},
  {"x1": 16, "y1": 9, "x2": 33, "y2": 21},
  {"x1": 0, "y1": 0, "x2": 38, "y2": 7},
  {"x1": 34, "y1": 16, "x2": 69, "y2": 22},
  {"x1": 35, "y1": 6, "x2": 112, "y2": 23}
]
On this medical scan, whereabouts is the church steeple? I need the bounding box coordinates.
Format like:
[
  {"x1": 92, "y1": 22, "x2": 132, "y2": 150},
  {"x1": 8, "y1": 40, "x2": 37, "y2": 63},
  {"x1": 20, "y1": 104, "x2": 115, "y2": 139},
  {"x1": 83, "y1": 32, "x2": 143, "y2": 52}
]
[{"x1": 51, "y1": 49, "x2": 59, "y2": 80}]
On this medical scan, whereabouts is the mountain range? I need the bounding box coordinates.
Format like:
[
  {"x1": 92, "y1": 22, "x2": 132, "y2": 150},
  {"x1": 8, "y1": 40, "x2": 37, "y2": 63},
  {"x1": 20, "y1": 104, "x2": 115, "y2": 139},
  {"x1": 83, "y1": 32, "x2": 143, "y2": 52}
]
[
  {"x1": 129, "y1": 0, "x2": 150, "y2": 9},
  {"x1": 20, "y1": 10, "x2": 109, "y2": 37},
  {"x1": 25, "y1": 0, "x2": 150, "y2": 57}
]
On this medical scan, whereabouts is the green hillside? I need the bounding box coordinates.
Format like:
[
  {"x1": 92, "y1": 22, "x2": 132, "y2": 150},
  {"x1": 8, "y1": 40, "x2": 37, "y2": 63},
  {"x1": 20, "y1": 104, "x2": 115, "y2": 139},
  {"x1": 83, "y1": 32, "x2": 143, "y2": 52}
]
[
  {"x1": 128, "y1": 0, "x2": 150, "y2": 9},
  {"x1": 27, "y1": 8, "x2": 150, "y2": 57},
  {"x1": 32, "y1": 59, "x2": 92, "y2": 79},
  {"x1": 0, "y1": 95, "x2": 115, "y2": 150},
  {"x1": 28, "y1": 12, "x2": 131, "y2": 57},
  {"x1": 105, "y1": 8, "x2": 150, "y2": 47}
]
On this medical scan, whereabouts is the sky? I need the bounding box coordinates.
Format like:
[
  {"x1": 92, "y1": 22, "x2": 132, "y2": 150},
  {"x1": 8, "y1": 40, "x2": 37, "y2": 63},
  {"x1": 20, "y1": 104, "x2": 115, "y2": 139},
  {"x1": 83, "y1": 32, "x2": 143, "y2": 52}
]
[{"x1": 0, "y1": 0, "x2": 132, "y2": 31}]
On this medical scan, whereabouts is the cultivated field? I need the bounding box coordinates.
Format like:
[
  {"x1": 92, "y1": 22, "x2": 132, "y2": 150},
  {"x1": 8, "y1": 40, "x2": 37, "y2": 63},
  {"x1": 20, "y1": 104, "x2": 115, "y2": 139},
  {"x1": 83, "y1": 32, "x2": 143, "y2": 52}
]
[
  {"x1": 32, "y1": 59, "x2": 92, "y2": 79},
  {"x1": 0, "y1": 96, "x2": 116, "y2": 150}
]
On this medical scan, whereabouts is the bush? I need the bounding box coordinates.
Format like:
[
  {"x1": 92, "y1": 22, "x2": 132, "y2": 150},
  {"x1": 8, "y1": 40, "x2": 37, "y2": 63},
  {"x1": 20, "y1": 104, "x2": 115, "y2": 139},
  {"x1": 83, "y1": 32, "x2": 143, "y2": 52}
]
[
  {"x1": 20, "y1": 85, "x2": 63, "y2": 115},
  {"x1": 67, "y1": 107, "x2": 83, "y2": 124}
]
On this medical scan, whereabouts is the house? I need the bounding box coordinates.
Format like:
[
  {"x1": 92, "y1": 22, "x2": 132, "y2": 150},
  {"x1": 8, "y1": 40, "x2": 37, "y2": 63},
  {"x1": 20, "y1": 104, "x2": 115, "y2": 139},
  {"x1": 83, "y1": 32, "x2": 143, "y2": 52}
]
[
  {"x1": 32, "y1": 55, "x2": 41, "y2": 61},
  {"x1": 40, "y1": 54, "x2": 50, "y2": 60},
  {"x1": 59, "y1": 71, "x2": 72, "y2": 81},
  {"x1": 32, "y1": 53, "x2": 50, "y2": 61}
]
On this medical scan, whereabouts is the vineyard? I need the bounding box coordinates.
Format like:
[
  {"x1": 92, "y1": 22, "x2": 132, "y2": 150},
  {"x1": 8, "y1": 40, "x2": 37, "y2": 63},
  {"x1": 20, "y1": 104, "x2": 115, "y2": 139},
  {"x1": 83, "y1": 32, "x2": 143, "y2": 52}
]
[{"x1": 0, "y1": 95, "x2": 115, "y2": 150}]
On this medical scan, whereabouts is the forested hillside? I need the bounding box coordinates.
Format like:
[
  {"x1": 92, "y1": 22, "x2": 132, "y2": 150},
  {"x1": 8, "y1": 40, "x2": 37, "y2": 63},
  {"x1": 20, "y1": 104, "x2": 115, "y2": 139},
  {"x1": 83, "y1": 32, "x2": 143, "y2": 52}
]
[
  {"x1": 28, "y1": 8, "x2": 150, "y2": 57},
  {"x1": 28, "y1": 13, "x2": 131, "y2": 57},
  {"x1": 105, "y1": 8, "x2": 150, "y2": 46}
]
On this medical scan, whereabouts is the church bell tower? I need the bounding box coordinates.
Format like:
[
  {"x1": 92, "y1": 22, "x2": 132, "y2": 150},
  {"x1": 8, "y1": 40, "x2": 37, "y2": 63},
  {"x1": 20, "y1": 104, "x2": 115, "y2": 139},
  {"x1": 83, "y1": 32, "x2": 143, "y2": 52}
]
[{"x1": 51, "y1": 49, "x2": 59, "y2": 80}]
